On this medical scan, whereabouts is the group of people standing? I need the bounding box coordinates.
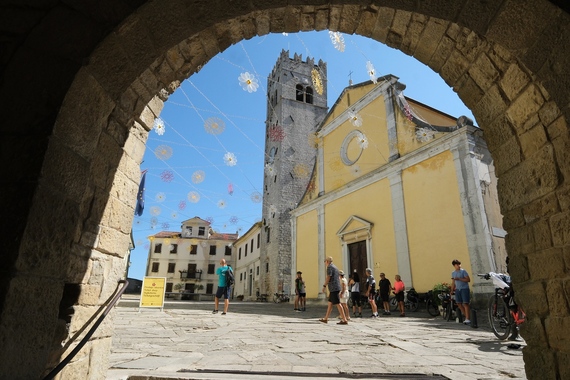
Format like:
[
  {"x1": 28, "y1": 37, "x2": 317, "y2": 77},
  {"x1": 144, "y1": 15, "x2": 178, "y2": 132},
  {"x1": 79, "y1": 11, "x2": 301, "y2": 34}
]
[{"x1": 317, "y1": 256, "x2": 408, "y2": 324}]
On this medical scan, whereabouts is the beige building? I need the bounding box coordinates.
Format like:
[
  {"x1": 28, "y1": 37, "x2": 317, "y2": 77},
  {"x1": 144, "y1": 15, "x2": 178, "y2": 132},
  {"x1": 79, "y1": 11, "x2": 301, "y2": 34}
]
[
  {"x1": 291, "y1": 75, "x2": 506, "y2": 304},
  {"x1": 146, "y1": 217, "x2": 237, "y2": 298},
  {"x1": 233, "y1": 222, "x2": 262, "y2": 300}
]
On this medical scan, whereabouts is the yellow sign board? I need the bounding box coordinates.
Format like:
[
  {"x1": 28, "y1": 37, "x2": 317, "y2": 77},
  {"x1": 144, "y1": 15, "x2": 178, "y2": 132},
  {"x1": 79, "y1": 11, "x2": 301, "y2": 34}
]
[{"x1": 140, "y1": 277, "x2": 166, "y2": 308}]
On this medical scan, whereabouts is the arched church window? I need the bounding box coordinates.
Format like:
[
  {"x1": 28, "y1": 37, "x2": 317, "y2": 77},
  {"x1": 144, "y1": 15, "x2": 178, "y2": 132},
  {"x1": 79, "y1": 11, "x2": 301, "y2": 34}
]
[
  {"x1": 305, "y1": 87, "x2": 313, "y2": 104},
  {"x1": 296, "y1": 84, "x2": 304, "y2": 101}
]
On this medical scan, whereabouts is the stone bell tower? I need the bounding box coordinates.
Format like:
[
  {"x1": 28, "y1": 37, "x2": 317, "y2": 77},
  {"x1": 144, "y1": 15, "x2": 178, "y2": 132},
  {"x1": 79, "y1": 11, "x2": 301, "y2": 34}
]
[{"x1": 259, "y1": 50, "x2": 328, "y2": 295}]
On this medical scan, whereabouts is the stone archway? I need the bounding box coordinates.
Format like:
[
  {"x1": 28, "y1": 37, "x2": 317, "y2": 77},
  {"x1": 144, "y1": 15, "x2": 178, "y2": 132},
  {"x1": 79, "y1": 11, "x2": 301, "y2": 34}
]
[{"x1": 0, "y1": 1, "x2": 569, "y2": 379}]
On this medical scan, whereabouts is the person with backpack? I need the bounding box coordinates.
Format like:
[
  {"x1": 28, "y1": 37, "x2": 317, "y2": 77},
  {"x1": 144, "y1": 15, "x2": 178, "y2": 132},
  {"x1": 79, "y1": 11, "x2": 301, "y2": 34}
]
[{"x1": 213, "y1": 259, "x2": 233, "y2": 315}]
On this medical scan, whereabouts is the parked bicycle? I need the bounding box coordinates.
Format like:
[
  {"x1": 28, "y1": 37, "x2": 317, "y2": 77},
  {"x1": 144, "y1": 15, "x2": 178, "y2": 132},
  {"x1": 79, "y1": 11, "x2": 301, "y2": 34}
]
[
  {"x1": 388, "y1": 289, "x2": 419, "y2": 312},
  {"x1": 438, "y1": 292, "x2": 463, "y2": 322},
  {"x1": 273, "y1": 292, "x2": 290, "y2": 303},
  {"x1": 478, "y1": 272, "x2": 526, "y2": 340},
  {"x1": 420, "y1": 290, "x2": 441, "y2": 317}
]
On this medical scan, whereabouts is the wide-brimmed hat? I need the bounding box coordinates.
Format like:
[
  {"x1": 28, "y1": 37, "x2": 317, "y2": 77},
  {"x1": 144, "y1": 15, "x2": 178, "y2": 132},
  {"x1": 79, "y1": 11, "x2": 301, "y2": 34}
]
[{"x1": 339, "y1": 270, "x2": 345, "y2": 276}]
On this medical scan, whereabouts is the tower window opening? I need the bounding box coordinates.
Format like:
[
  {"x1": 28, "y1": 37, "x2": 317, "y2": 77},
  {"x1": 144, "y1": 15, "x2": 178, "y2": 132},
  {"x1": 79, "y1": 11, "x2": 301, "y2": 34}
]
[
  {"x1": 296, "y1": 84, "x2": 304, "y2": 101},
  {"x1": 306, "y1": 87, "x2": 313, "y2": 104}
]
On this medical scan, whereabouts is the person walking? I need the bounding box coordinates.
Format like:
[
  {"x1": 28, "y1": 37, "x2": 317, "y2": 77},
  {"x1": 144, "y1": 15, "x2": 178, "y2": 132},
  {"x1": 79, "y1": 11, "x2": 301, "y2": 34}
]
[
  {"x1": 365, "y1": 268, "x2": 379, "y2": 318},
  {"x1": 393, "y1": 274, "x2": 405, "y2": 317},
  {"x1": 339, "y1": 270, "x2": 350, "y2": 321},
  {"x1": 349, "y1": 271, "x2": 362, "y2": 318},
  {"x1": 319, "y1": 256, "x2": 348, "y2": 325},
  {"x1": 451, "y1": 259, "x2": 471, "y2": 325},
  {"x1": 295, "y1": 271, "x2": 306, "y2": 312},
  {"x1": 378, "y1": 273, "x2": 392, "y2": 315},
  {"x1": 213, "y1": 259, "x2": 231, "y2": 315}
]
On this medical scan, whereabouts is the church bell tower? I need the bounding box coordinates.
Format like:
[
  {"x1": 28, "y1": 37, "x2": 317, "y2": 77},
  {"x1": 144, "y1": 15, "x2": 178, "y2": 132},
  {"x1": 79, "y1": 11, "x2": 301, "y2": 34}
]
[{"x1": 259, "y1": 50, "x2": 328, "y2": 295}]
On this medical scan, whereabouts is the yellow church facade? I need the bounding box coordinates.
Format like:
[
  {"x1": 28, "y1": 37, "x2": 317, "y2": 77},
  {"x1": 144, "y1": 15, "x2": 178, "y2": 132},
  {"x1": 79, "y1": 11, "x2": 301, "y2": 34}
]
[{"x1": 291, "y1": 75, "x2": 506, "y2": 302}]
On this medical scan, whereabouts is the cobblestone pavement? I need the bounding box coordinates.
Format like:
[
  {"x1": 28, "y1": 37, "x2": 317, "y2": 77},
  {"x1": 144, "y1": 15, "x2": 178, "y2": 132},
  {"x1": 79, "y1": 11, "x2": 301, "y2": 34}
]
[{"x1": 108, "y1": 297, "x2": 526, "y2": 380}]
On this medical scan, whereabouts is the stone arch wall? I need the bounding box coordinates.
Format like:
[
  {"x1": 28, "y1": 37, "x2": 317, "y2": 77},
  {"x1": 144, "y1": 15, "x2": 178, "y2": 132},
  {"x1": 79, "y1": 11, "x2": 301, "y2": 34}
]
[{"x1": 0, "y1": 1, "x2": 569, "y2": 379}]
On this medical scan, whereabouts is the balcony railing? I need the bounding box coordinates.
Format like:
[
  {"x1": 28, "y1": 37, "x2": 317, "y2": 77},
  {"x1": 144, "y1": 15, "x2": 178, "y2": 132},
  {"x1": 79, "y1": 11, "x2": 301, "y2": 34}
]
[{"x1": 180, "y1": 270, "x2": 202, "y2": 280}]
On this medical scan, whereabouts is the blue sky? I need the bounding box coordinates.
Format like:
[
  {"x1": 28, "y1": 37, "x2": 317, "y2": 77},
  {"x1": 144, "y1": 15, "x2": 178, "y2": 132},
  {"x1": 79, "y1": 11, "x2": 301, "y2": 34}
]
[{"x1": 128, "y1": 31, "x2": 475, "y2": 280}]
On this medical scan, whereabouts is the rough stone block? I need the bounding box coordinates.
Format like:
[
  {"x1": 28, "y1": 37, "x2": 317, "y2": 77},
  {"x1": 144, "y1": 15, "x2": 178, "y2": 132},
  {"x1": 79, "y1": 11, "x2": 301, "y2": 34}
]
[
  {"x1": 544, "y1": 316, "x2": 570, "y2": 349},
  {"x1": 546, "y1": 115, "x2": 567, "y2": 141},
  {"x1": 468, "y1": 52, "x2": 498, "y2": 93},
  {"x1": 454, "y1": 73, "x2": 485, "y2": 110},
  {"x1": 519, "y1": 124, "x2": 547, "y2": 158},
  {"x1": 527, "y1": 248, "x2": 564, "y2": 281},
  {"x1": 523, "y1": 346, "x2": 558, "y2": 380},
  {"x1": 402, "y1": 13, "x2": 427, "y2": 55},
  {"x1": 413, "y1": 17, "x2": 448, "y2": 64},
  {"x1": 497, "y1": 144, "x2": 559, "y2": 211},
  {"x1": 491, "y1": 137, "x2": 521, "y2": 177},
  {"x1": 57, "y1": 349, "x2": 90, "y2": 380},
  {"x1": 556, "y1": 184, "x2": 570, "y2": 211},
  {"x1": 500, "y1": 63, "x2": 531, "y2": 102},
  {"x1": 551, "y1": 132, "x2": 570, "y2": 182},
  {"x1": 254, "y1": 10, "x2": 271, "y2": 35},
  {"x1": 472, "y1": 84, "x2": 508, "y2": 127},
  {"x1": 455, "y1": 29, "x2": 487, "y2": 62},
  {"x1": 370, "y1": 7, "x2": 395, "y2": 44},
  {"x1": 506, "y1": 84, "x2": 545, "y2": 130},
  {"x1": 533, "y1": 219, "x2": 553, "y2": 251},
  {"x1": 546, "y1": 280, "x2": 570, "y2": 317},
  {"x1": 517, "y1": 280, "x2": 547, "y2": 318},
  {"x1": 522, "y1": 193, "x2": 560, "y2": 224},
  {"x1": 95, "y1": 225, "x2": 130, "y2": 256},
  {"x1": 481, "y1": 114, "x2": 516, "y2": 153},
  {"x1": 506, "y1": 225, "x2": 535, "y2": 256},
  {"x1": 338, "y1": 5, "x2": 361, "y2": 33},
  {"x1": 314, "y1": 8, "x2": 330, "y2": 31},
  {"x1": 519, "y1": 313, "x2": 547, "y2": 347},
  {"x1": 502, "y1": 207, "x2": 525, "y2": 230},
  {"x1": 355, "y1": 5, "x2": 379, "y2": 37},
  {"x1": 550, "y1": 210, "x2": 570, "y2": 247}
]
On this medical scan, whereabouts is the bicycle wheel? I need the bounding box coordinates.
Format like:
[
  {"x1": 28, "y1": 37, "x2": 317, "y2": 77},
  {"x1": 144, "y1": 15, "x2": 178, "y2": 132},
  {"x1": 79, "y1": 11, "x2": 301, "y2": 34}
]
[
  {"x1": 488, "y1": 295, "x2": 511, "y2": 340},
  {"x1": 427, "y1": 300, "x2": 440, "y2": 316},
  {"x1": 389, "y1": 295, "x2": 398, "y2": 311},
  {"x1": 273, "y1": 294, "x2": 280, "y2": 303}
]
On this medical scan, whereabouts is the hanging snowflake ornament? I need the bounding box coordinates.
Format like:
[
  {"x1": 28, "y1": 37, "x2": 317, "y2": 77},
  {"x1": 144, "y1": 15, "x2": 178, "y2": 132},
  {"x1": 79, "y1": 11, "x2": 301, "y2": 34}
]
[
  {"x1": 160, "y1": 170, "x2": 174, "y2": 182},
  {"x1": 282, "y1": 32, "x2": 289, "y2": 36},
  {"x1": 250, "y1": 191, "x2": 262, "y2": 203},
  {"x1": 269, "y1": 125, "x2": 285, "y2": 142},
  {"x1": 348, "y1": 110, "x2": 363, "y2": 127},
  {"x1": 153, "y1": 118, "x2": 166, "y2": 135},
  {"x1": 187, "y1": 191, "x2": 200, "y2": 203},
  {"x1": 229, "y1": 216, "x2": 239, "y2": 225},
  {"x1": 366, "y1": 61, "x2": 377, "y2": 84},
  {"x1": 357, "y1": 132, "x2": 369, "y2": 149},
  {"x1": 155, "y1": 192, "x2": 166, "y2": 202},
  {"x1": 150, "y1": 206, "x2": 161, "y2": 216},
  {"x1": 416, "y1": 127, "x2": 435, "y2": 143},
  {"x1": 150, "y1": 217, "x2": 158, "y2": 226},
  {"x1": 178, "y1": 200, "x2": 186, "y2": 210},
  {"x1": 144, "y1": 243, "x2": 149, "y2": 250},
  {"x1": 238, "y1": 72, "x2": 259, "y2": 93},
  {"x1": 311, "y1": 68, "x2": 323, "y2": 95},
  {"x1": 192, "y1": 170, "x2": 205, "y2": 184},
  {"x1": 204, "y1": 117, "x2": 226, "y2": 135},
  {"x1": 228, "y1": 183, "x2": 234, "y2": 196},
  {"x1": 223, "y1": 152, "x2": 237, "y2": 166},
  {"x1": 171, "y1": 211, "x2": 178, "y2": 219},
  {"x1": 161, "y1": 222, "x2": 170, "y2": 229},
  {"x1": 154, "y1": 145, "x2": 173, "y2": 160},
  {"x1": 329, "y1": 31, "x2": 345, "y2": 52},
  {"x1": 265, "y1": 163, "x2": 275, "y2": 176},
  {"x1": 205, "y1": 217, "x2": 214, "y2": 224},
  {"x1": 217, "y1": 199, "x2": 227, "y2": 209}
]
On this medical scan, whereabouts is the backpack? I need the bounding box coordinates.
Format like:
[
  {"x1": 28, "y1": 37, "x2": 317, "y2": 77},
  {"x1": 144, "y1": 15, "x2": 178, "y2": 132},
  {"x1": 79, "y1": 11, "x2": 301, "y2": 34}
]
[{"x1": 225, "y1": 267, "x2": 235, "y2": 287}]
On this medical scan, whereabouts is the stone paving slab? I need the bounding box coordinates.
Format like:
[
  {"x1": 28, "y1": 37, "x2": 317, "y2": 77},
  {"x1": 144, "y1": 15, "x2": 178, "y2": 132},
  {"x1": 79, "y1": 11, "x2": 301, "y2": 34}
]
[{"x1": 107, "y1": 299, "x2": 526, "y2": 380}]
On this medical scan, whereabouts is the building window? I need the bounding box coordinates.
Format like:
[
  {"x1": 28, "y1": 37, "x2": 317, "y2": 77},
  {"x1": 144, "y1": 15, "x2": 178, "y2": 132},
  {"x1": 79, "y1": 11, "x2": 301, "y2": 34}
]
[
  {"x1": 266, "y1": 227, "x2": 270, "y2": 243},
  {"x1": 257, "y1": 266, "x2": 259, "y2": 275},
  {"x1": 209, "y1": 245, "x2": 217, "y2": 255},
  {"x1": 257, "y1": 233, "x2": 260, "y2": 248},
  {"x1": 250, "y1": 239, "x2": 253, "y2": 253},
  {"x1": 305, "y1": 86, "x2": 313, "y2": 104},
  {"x1": 165, "y1": 282, "x2": 173, "y2": 292},
  {"x1": 206, "y1": 284, "x2": 214, "y2": 294},
  {"x1": 208, "y1": 264, "x2": 215, "y2": 274},
  {"x1": 245, "y1": 243, "x2": 248, "y2": 257},
  {"x1": 244, "y1": 272, "x2": 246, "y2": 280},
  {"x1": 296, "y1": 84, "x2": 304, "y2": 101},
  {"x1": 225, "y1": 246, "x2": 231, "y2": 256},
  {"x1": 265, "y1": 263, "x2": 269, "y2": 273},
  {"x1": 239, "y1": 248, "x2": 242, "y2": 260},
  {"x1": 186, "y1": 226, "x2": 192, "y2": 235},
  {"x1": 170, "y1": 244, "x2": 178, "y2": 254},
  {"x1": 198, "y1": 227, "x2": 205, "y2": 236},
  {"x1": 240, "y1": 273, "x2": 243, "y2": 281},
  {"x1": 167, "y1": 263, "x2": 175, "y2": 273},
  {"x1": 154, "y1": 244, "x2": 162, "y2": 253},
  {"x1": 190, "y1": 245, "x2": 197, "y2": 255},
  {"x1": 151, "y1": 262, "x2": 159, "y2": 272}
]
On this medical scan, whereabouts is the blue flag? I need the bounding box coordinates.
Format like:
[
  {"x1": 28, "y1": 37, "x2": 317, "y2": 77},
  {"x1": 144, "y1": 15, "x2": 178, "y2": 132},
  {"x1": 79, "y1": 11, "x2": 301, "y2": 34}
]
[{"x1": 135, "y1": 170, "x2": 147, "y2": 216}]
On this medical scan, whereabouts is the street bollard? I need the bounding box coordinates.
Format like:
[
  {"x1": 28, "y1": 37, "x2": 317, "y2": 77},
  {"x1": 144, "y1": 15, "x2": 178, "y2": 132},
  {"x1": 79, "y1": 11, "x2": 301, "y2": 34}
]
[{"x1": 471, "y1": 309, "x2": 478, "y2": 328}]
